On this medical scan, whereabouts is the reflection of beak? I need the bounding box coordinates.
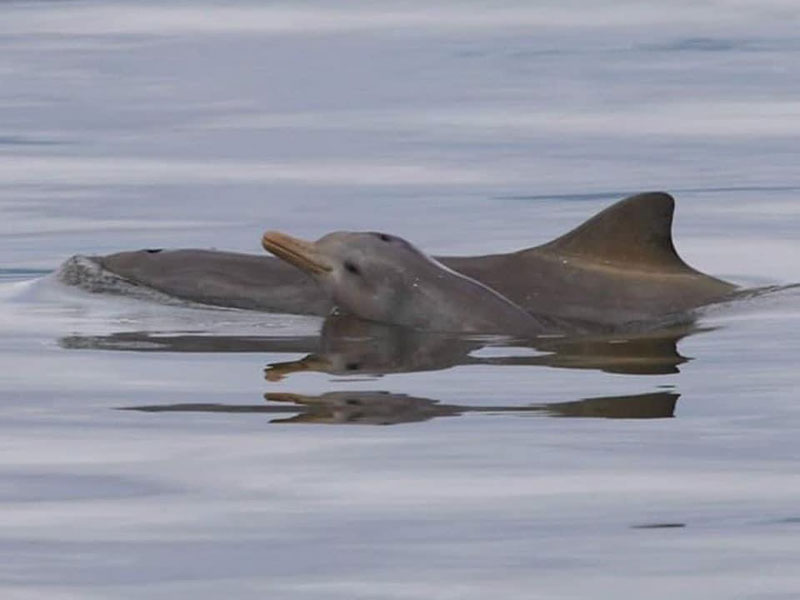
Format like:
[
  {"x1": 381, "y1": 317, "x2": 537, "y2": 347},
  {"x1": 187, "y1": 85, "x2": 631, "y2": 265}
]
[
  {"x1": 262, "y1": 231, "x2": 333, "y2": 275},
  {"x1": 264, "y1": 392, "x2": 310, "y2": 405},
  {"x1": 264, "y1": 355, "x2": 332, "y2": 381}
]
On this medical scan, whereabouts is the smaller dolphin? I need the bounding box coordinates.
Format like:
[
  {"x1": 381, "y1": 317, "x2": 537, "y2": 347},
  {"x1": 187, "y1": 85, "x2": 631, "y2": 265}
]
[{"x1": 262, "y1": 230, "x2": 568, "y2": 335}]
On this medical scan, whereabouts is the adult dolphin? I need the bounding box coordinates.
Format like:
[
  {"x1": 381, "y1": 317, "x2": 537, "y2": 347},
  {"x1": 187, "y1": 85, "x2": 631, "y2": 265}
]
[{"x1": 58, "y1": 192, "x2": 737, "y2": 325}]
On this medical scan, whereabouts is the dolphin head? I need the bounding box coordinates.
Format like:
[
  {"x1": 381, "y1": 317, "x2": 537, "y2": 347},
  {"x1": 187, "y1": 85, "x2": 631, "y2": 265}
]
[{"x1": 262, "y1": 230, "x2": 449, "y2": 326}]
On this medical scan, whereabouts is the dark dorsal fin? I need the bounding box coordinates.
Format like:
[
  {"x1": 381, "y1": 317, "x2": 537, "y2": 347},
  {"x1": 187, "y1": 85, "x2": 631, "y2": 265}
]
[{"x1": 537, "y1": 192, "x2": 695, "y2": 273}]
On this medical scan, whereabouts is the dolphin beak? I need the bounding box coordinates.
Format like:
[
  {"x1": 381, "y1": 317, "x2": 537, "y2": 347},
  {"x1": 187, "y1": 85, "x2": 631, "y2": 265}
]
[{"x1": 262, "y1": 231, "x2": 333, "y2": 275}]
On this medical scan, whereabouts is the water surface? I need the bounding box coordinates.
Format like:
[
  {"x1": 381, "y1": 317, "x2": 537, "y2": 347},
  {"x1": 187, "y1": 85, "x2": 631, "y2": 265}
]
[{"x1": 1, "y1": 1, "x2": 800, "y2": 598}]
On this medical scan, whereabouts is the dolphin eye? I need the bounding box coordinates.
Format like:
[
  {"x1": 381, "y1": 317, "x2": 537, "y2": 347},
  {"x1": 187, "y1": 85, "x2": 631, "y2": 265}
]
[
  {"x1": 378, "y1": 234, "x2": 392, "y2": 242},
  {"x1": 344, "y1": 261, "x2": 361, "y2": 275}
]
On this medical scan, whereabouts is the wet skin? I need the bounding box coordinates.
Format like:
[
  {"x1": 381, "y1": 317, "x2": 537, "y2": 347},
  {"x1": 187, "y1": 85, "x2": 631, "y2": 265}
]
[{"x1": 63, "y1": 193, "x2": 738, "y2": 327}]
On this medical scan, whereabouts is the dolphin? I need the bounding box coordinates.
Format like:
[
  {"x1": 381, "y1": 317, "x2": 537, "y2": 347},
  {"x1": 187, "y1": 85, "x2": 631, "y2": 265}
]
[
  {"x1": 57, "y1": 192, "x2": 737, "y2": 325},
  {"x1": 262, "y1": 228, "x2": 559, "y2": 334}
]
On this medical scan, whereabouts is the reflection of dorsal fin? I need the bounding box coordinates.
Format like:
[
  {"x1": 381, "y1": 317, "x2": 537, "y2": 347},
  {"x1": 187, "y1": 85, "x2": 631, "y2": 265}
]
[{"x1": 537, "y1": 192, "x2": 694, "y2": 273}]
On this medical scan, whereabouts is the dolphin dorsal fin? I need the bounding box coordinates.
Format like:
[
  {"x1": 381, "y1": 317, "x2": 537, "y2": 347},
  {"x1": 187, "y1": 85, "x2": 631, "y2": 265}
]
[{"x1": 537, "y1": 192, "x2": 695, "y2": 273}]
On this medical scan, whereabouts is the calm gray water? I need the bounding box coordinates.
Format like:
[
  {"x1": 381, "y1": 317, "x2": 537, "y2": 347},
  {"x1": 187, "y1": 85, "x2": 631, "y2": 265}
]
[{"x1": 2, "y1": 1, "x2": 800, "y2": 598}]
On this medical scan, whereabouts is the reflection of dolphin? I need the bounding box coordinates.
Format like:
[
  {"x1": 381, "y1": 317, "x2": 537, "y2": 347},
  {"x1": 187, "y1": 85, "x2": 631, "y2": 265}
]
[
  {"x1": 265, "y1": 314, "x2": 696, "y2": 378},
  {"x1": 121, "y1": 390, "x2": 679, "y2": 425},
  {"x1": 59, "y1": 314, "x2": 697, "y2": 377},
  {"x1": 265, "y1": 391, "x2": 462, "y2": 425},
  {"x1": 543, "y1": 392, "x2": 678, "y2": 418},
  {"x1": 57, "y1": 193, "x2": 736, "y2": 327}
]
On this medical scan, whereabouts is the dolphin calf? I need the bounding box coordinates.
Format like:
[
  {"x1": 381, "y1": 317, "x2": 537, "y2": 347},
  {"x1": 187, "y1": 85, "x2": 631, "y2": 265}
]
[
  {"x1": 57, "y1": 192, "x2": 737, "y2": 326},
  {"x1": 262, "y1": 228, "x2": 558, "y2": 334}
]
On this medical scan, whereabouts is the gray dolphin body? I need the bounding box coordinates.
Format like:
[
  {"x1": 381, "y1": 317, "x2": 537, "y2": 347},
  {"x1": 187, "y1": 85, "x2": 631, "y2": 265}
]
[
  {"x1": 59, "y1": 192, "x2": 736, "y2": 326},
  {"x1": 262, "y1": 228, "x2": 554, "y2": 335}
]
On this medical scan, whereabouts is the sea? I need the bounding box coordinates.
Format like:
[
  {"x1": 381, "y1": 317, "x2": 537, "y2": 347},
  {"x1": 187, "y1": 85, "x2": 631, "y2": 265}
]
[{"x1": 1, "y1": 2, "x2": 799, "y2": 598}]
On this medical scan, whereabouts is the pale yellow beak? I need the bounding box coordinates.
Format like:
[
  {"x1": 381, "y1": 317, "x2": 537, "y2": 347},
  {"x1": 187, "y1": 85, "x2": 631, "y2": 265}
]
[{"x1": 261, "y1": 231, "x2": 333, "y2": 275}]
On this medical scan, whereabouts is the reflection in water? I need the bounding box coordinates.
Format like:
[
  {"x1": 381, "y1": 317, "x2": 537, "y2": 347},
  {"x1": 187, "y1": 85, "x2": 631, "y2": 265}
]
[
  {"x1": 68, "y1": 313, "x2": 687, "y2": 425},
  {"x1": 265, "y1": 314, "x2": 698, "y2": 379},
  {"x1": 61, "y1": 314, "x2": 701, "y2": 378},
  {"x1": 122, "y1": 390, "x2": 679, "y2": 425}
]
